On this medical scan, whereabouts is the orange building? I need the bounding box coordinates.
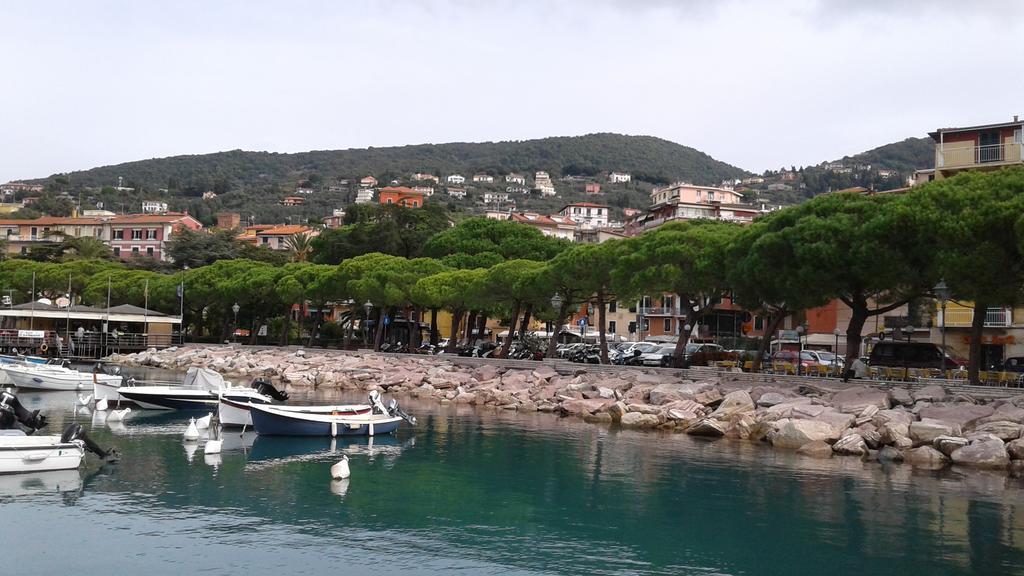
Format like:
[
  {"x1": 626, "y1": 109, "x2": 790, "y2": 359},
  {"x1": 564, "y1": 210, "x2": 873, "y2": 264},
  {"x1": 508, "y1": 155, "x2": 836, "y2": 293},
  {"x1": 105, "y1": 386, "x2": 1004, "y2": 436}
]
[{"x1": 378, "y1": 186, "x2": 425, "y2": 208}]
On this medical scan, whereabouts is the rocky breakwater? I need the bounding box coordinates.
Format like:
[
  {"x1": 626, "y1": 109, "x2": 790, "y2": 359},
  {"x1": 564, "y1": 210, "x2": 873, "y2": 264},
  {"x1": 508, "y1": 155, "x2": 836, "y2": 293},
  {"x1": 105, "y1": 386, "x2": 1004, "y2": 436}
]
[{"x1": 113, "y1": 346, "x2": 1024, "y2": 472}]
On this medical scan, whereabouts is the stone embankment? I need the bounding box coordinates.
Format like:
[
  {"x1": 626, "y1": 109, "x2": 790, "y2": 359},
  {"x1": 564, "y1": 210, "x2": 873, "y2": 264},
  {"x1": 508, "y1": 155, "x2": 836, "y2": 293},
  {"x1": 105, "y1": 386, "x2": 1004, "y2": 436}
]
[{"x1": 113, "y1": 345, "x2": 1024, "y2": 472}]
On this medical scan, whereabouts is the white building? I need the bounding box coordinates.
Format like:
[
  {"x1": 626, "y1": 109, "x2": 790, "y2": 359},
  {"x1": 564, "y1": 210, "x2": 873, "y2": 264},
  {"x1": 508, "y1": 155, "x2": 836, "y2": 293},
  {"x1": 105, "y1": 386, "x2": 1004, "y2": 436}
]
[
  {"x1": 505, "y1": 173, "x2": 526, "y2": 185},
  {"x1": 141, "y1": 201, "x2": 168, "y2": 214},
  {"x1": 559, "y1": 202, "x2": 609, "y2": 229},
  {"x1": 295, "y1": 187, "x2": 315, "y2": 195},
  {"x1": 608, "y1": 172, "x2": 632, "y2": 184},
  {"x1": 472, "y1": 174, "x2": 494, "y2": 183},
  {"x1": 447, "y1": 187, "x2": 467, "y2": 199},
  {"x1": 506, "y1": 186, "x2": 529, "y2": 194},
  {"x1": 482, "y1": 192, "x2": 510, "y2": 204},
  {"x1": 534, "y1": 171, "x2": 556, "y2": 196},
  {"x1": 354, "y1": 188, "x2": 375, "y2": 204},
  {"x1": 412, "y1": 173, "x2": 440, "y2": 183},
  {"x1": 412, "y1": 186, "x2": 435, "y2": 196},
  {"x1": 447, "y1": 174, "x2": 466, "y2": 185}
]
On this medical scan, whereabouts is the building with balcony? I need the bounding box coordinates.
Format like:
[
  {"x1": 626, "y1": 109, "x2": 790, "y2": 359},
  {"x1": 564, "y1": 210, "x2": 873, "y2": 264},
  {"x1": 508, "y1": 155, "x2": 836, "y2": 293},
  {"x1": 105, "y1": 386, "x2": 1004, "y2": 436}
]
[
  {"x1": 929, "y1": 116, "x2": 1024, "y2": 180},
  {"x1": 378, "y1": 186, "x2": 425, "y2": 208},
  {"x1": 558, "y1": 202, "x2": 609, "y2": 229},
  {"x1": 510, "y1": 212, "x2": 576, "y2": 241},
  {"x1": 608, "y1": 172, "x2": 631, "y2": 183},
  {"x1": 534, "y1": 172, "x2": 556, "y2": 196},
  {"x1": 107, "y1": 213, "x2": 202, "y2": 261},
  {"x1": 141, "y1": 201, "x2": 168, "y2": 214},
  {"x1": 255, "y1": 225, "x2": 317, "y2": 251}
]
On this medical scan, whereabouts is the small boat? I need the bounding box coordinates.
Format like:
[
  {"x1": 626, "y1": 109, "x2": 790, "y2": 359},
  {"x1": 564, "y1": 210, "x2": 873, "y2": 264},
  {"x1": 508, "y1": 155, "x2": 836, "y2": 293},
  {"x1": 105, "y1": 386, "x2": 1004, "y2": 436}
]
[
  {"x1": 219, "y1": 393, "x2": 367, "y2": 428},
  {"x1": 115, "y1": 368, "x2": 288, "y2": 411},
  {"x1": 1, "y1": 361, "x2": 122, "y2": 392},
  {"x1": 248, "y1": 391, "x2": 415, "y2": 437}
]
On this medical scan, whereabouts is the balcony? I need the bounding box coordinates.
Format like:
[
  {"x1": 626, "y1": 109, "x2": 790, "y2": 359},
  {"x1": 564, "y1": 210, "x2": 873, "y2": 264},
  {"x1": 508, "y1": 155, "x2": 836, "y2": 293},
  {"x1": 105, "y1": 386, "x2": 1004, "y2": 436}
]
[
  {"x1": 638, "y1": 307, "x2": 676, "y2": 316},
  {"x1": 942, "y1": 307, "x2": 1011, "y2": 328},
  {"x1": 938, "y1": 142, "x2": 1024, "y2": 170}
]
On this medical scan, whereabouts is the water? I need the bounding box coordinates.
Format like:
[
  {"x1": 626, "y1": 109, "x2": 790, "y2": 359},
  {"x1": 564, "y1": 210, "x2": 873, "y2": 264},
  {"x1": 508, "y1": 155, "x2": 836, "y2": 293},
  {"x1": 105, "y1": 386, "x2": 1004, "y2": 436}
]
[{"x1": 4, "y1": 369, "x2": 1024, "y2": 576}]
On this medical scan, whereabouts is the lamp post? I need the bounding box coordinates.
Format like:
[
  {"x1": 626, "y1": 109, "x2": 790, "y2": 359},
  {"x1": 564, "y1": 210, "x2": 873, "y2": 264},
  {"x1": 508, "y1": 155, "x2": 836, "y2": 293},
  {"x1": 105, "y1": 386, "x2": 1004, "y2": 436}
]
[
  {"x1": 363, "y1": 300, "x2": 373, "y2": 346},
  {"x1": 550, "y1": 293, "x2": 564, "y2": 346},
  {"x1": 833, "y1": 328, "x2": 841, "y2": 377},
  {"x1": 934, "y1": 280, "x2": 951, "y2": 373},
  {"x1": 682, "y1": 323, "x2": 692, "y2": 367},
  {"x1": 231, "y1": 303, "x2": 240, "y2": 344},
  {"x1": 903, "y1": 324, "x2": 915, "y2": 381},
  {"x1": 795, "y1": 323, "x2": 806, "y2": 376}
]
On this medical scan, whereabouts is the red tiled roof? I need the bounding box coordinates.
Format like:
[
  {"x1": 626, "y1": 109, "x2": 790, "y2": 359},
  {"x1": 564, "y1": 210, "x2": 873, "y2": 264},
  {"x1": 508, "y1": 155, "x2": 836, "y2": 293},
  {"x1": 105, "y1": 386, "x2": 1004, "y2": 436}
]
[
  {"x1": 561, "y1": 202, "x2": 609, "y2": 209},
  {"x1": 380, "y1": 186, "x2": 424, "y2": 195},
  {"x1": 257, "y1": 225, "x2": 313, "y2": 236},
  {"x1": 108, "y1": 213, "x2": 196, "y2": 225}
]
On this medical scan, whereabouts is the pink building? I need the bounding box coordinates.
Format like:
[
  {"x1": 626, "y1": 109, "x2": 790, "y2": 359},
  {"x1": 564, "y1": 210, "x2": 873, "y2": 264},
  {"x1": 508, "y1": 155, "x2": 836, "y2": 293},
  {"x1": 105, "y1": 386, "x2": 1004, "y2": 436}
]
[{"x1": 108, "y1": 213, "x2": 202, "y2": 261}]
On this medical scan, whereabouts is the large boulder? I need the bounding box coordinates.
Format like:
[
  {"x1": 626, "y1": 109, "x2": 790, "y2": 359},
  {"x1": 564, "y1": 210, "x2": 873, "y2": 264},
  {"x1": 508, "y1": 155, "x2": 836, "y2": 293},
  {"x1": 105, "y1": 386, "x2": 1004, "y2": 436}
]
[
  {"x1": 933, "y1": 435, "x2": 969, "y2": 457},
  {"x1": 833, "y1": 434, "x2": 868, "y2": 456},
  {"x1": 831, "y1": 386, "x2": 891, "y2": 414},
  {"x1": 756, "y1": 392, "x2": 789, "y2": 408},
  {"x1": 649, "y1": 383, "x2": 699, "y2": 405},
  {"x1": 909, "y1": 418, "x2": 960, "y2": 445},
  {"x1": 771, "y1": 418, "x2": 840, "y2": 449},
  {"x1": 559, "y1": 398, "x2": 611, "y2": 417},
  {"x1": 913, "y1": 384, "x2": 949, "y2": 403},
  {"x1": 471, "y1": 365, "x2": 501, "y2": 382},
  {"x1": 1007, "y1": 438, "x2": 1024, "y2": 460},
  {"x1": 873, "y1": 409, "x2": 914, "y2": 445},
  {"x1": 889, "y1": 388, "x2": 914, "y2": 407},
  {"x1": 685, "y1": 418, "x2": 727, "y2": 437},
  {"x1": 796, "y1": 440, "x2": 833, "y2": 459},
  {"x1": 904, "y1": 445, "x2": 949, "y2": 467},
  {"x1": 531, "y1": 366, "x2": 558, "y2": 381},
  {"x1": 709, "y1": 390, "x2": 755, "y2": 419},
  {"x1": 815, "y1": 410, "x2": 856, "y2": 433},
  {"x1": 918, "y1": 404, "x2": 995, "y2": 430},
  {"x1": 620, "y1": 412, "x2": 661, "y2": 429},
  {"x1": 979, "y1": 404, "x2": 1024, "y2": 425},
  {"x1": 972, "y1": 421, "x2": 1023, "y2": 442},
  {"x1": 605, "y1": 401, "x2": 629, "y2": 422},
  {"x1": 951, "y1": 439, "x2": 1010, "y2": 469}
]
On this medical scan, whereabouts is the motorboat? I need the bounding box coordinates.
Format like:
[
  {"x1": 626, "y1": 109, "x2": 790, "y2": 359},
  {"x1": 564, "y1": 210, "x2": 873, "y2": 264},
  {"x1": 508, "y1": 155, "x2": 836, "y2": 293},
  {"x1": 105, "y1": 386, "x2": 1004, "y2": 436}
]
[
  {"x1": 248, "y1": 391, "x2": 415, "y2": 437},
  {"x1": 0, "y1": 386, "x2": 118, "y2": 474},
  {"x1": 115, "y1": 367, "x2": 289, "y2": 412},
  {"x1": 1, "y1": 361, "x2": 122, "y2": 392},
  {"x1": 219, "y1": 393, "x2": 368, "y2": 428}
]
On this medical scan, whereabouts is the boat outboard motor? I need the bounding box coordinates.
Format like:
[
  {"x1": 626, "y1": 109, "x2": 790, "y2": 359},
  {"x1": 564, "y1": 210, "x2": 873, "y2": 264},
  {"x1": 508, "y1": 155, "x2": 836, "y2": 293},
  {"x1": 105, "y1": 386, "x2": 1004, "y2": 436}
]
[
  {"x1": 368, "y1": 390, "x2": 388, "y2": 415},
  {"x1": 0, "y1": 385, "x2": 48, "y2": 432},
  {"x1": 61, "y1": 423, "x2": 120, "y2": 462},
  {"x1": 386, "y1": 398, "x2": 417, "y2": 426},
  {"x1": 251, "y1": 378, "x2": 289, "y2": 401}
]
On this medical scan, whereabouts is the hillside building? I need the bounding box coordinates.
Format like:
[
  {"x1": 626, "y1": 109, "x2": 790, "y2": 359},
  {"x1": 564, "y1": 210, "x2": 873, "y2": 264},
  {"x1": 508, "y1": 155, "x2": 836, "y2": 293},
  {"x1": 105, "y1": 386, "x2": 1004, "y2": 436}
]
[
  {"x1": 379, "y1": 186, "x2": 426, "y2": 208},
  {"x1": 558, "y1": 202, "x2": 609, "y2": 229},
  {"x1": 446, "y1": 174, "x2": 466, "y2": 185},
  {"x1": 608, "y1": 172, "x2": 631, "y2": 183}
]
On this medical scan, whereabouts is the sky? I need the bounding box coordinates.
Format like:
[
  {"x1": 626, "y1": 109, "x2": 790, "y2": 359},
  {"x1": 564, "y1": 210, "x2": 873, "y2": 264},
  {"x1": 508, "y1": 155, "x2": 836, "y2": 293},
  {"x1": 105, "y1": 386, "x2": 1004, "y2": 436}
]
[{"x1": 2, "y1": 0, "x2": 1022, "y2": 183}]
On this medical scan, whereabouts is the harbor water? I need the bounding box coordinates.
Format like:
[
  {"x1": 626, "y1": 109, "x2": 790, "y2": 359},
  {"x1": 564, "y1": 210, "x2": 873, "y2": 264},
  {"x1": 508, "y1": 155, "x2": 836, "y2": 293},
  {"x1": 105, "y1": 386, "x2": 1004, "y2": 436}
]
[{"x1": 4, "y1": 370, "x2": 1024, "y2": 576}]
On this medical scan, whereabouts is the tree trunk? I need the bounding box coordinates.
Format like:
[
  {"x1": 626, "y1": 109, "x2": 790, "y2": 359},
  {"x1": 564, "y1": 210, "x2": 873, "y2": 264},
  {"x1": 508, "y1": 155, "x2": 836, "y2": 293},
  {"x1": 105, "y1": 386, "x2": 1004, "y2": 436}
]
[
  {"x1": 407, "y1": 306, "x2": 418, "y2": 349},
  {"x1": 341, "y1": 309, "x2": 352, "y2": 350},
  {"x1": 249, "y1": 316, "x2": 260, "y2": 345},
  {"x1": 547, "y1": 300, "x2": 569, "y2": 358},
  {"x1": 465, "y1": 310, "x2": 477, "y2": 345},
  {"x1": 597, "y1": 290, "x2": 609, "y2": 364},
  {"x1": 372, "y1": 307, "x2": 386, "y2": 351},
  {"x1": 752, "y1": 310, "x2": 786, "y2": 373},
  {"x1": 500, "y1": 302, "x2": 522, "y2": 358},
  {"x1": 968, "y1": 300, "x2": 987, "y2": 385},
  {"x1": 520, "y1": 304, "x2": 534, "y2": 339},
  {"x1": 477, "y1": 314, "x2": 487, "y2": 345},
  {"x1": 843, "y1": 304, "x2": 868, "y2": 381},
  {"x1": 448, "y1": 309, "x2": 463, "y2": 353},
  {"x1": 280, "y1": 306, "x2": 291, "y2": 346},
  {"x1": 430, "y1": 308, "x2": 439, "y2": 346},
  {"x1": 671, "y1": 307, "x2": 698, "y2": 368}
]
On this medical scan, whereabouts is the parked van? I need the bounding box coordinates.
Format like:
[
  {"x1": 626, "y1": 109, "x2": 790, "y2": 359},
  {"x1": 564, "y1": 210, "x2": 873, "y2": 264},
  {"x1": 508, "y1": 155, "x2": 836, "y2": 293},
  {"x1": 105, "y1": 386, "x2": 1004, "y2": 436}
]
[{"x1": 868, "y1": 342, "x2": 963, "y2": 370}]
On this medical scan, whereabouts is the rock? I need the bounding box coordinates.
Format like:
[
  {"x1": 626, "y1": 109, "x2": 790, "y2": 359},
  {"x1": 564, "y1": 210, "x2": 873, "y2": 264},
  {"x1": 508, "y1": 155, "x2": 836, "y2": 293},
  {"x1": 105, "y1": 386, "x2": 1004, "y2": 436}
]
[
  {"x1": 771, "y1": 419, "x2": 840, "y2": 449},
  {"x1": 559, "y1": 398, "x2": 611, "y2": 417},
  {"x1": 831, "y1": 386, "x2": 891, "y2": 414},
  {"x1": 620, "y1": 412, "x2": 661, "y2": 429},
  {"x1": 709, "y1": 390, "x2": 755, "y2": 419},
  {"x1": 833, "y1": 434, "x2": 868, "y2": 456},
  {"x1": 454, "y1": 392, "x2": 477, "y2": 404},
  {"x1": 904, "y1": 446, "x2": 950, "y2": 467},
  {"x1": 913, "y1": 384, "x2": 949, "y2": 403},
  {"x1": 918, "y1": 404, "x2": 995, "y2": 430},
  {"x1": 973, "y1": 421, "x2": 1024, "y2": 442},
  {"x1": 472, "y1": 365, "x2": 500, "y2": 382},
  {"x1": 685, "y1": 418, "x2": 726, "y2": 437},
  {"x1": 979, "y1": 404, "x2": 1024, "y2": 425},
  {"x1": 855, "y1": 404, "x2": 879, "y2": 426},
  {"x1": 815, "y1": 410, "x2": 855, "y2": 433},
  {"x1": 861, "y1": 429, "x2": 882, "y2": 449},
  {"x1": 893, "y1": 436, "x2": 914, "y2": 449},
  {"x1": 667, "y1": 409, "x2": 700, "y2": 421},
  {"x1": 583, "y1": 412, "x2": 614, "y2": 424},
  {"x1": 951, "y1": 439, "x2": 1010, "y2": 469},
  {"x1": 796, "y1": 440, "x2": 833, "y2": 459},
  {"x1": 878, "y1": 446, "x2": 904, "y2": 462},
  {"x1": 889, "y1": 388, "x2": 914, "y2": 407},
  {"x1": 597, "y1": 387, "x2": 615, "y2": 400},
  {"x1": 531, "y1": 366, "x2": 558, "y2": 381},
  {"x1": 1007, "y1": 438, "x2": 1024, "y2": 460},
  {"x1": 605, "y1": 401, "x2": 629, "y2": 422},
  {"x1": 649, "y1": 383, "x2": 697, "y2": 405},
  {"x1": 909, "y1": 418, "x2": 960, "y2": 446},
  {"x1": 933, "y1": 435, "x2": 969, "y2": 457},
  {"x1": 756, "y1": 392, "x2": 789, "y2": 408}
]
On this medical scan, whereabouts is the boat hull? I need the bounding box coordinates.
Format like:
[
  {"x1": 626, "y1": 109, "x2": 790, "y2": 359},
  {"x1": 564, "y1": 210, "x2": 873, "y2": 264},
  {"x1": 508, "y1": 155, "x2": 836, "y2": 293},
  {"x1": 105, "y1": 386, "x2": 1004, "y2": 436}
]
[
  {"x1": 219, "y1": 397, "x2": 371, "y2": 428},
  {"x1": 0, "y1": 436, "x2": 85, "y2": 474},
  {"x1": 249, "y1": 404, "x2": 401, "y2": 437},
  {"x1": 116, "y1": 387, "x2": 218, "y2": 410},
  {"x1": 2, "y1": 365, "x2": 121, "y2": 392}
]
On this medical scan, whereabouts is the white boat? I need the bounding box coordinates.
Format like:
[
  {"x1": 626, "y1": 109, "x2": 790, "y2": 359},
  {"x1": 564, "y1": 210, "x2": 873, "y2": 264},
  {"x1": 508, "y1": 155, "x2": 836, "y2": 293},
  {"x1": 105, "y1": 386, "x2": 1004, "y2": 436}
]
[
  {"x1": 219, "y1": 396, "x2": 369, "y2": 428},
  {"x1": 116, "y1": 368, "x2": 290, "y2": 415},
  {"x1": 0, "y1": 430, "x2": 86, "y2": 474},
  {"x1": 1, "y1": 362, "x2": 122, "y2": 392}
]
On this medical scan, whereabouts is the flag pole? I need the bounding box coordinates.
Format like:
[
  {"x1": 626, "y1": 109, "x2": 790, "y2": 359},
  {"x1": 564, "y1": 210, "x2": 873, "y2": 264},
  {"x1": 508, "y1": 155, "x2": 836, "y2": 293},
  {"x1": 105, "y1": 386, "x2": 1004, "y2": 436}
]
[
  {"x1": 29, "y1": 271, "x2": 35, "y2": 330},
  {"x1": 144, "y1": 278, "x2": 150, "y2": 347},
  {"x1": 65, "y1": 273, "x2": 72, "y2": 357}
]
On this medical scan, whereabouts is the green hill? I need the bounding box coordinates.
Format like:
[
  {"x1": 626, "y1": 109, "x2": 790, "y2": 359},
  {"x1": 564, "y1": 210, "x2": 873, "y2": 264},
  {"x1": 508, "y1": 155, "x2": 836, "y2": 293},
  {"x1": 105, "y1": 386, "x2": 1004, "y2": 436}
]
[{"x1": 26, "y1": 134, "x2": 750, "y2": 224}]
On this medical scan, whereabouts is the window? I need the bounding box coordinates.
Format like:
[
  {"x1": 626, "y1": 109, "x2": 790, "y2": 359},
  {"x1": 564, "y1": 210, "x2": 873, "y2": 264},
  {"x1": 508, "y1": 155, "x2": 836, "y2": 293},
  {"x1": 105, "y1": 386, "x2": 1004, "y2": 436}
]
[
  {"x1": 132, "y1": 229, "x2": 142, "y2": 240},
  {"x1": 663, "y1": 318, "x2": 672, "y2": 332},
  {"x1": 113, "y1": 229, "x2": 124, "y2": 240},
  {"x1": 146, "y1": 247, "x2": 154, "y2": 256},
  {"x1": 387, "y1": 198, "x2": 393, "y2": 204},
  {"x1": 131, "y1": 247, "x2": 140, "y2": 254},
  {"x1": 662, "y1": 295, "x2": 675, "y2": 310},
  {"x1": 113, "y1": 247, "x2": 120, "y2": 257},
  {"x1": 754, "y1": 315, "x2": 764, "y2": 331},
  {"x1": 609, "y1": 300, "x2": 617, "y2": 313},
  {"x1": 146, "y1": 229, "x2": 157, "y2": 240},
  {"x1": 609, "y1": 321, "x2": 617, "y2": 334},
  {"x1": 30, "y1": 227, "x2": 37, "y2": 238}
]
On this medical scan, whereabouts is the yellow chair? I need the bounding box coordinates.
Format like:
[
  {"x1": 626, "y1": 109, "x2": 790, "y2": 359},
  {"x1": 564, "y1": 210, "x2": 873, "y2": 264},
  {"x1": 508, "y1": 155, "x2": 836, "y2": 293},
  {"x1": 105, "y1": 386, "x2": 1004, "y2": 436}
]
[{"x1": 742, "y1": 360, "x2": 754, "y2": 372}]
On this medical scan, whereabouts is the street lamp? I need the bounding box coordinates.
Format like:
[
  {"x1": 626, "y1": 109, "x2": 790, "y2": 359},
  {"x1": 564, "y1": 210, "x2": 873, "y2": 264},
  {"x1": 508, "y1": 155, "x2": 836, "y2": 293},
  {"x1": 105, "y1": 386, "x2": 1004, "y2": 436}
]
[
  {"x1": 903, "y1": 324, "x2": 916, "y2": 381},
  {"x1": 231, "y1": 302, "x2": 240, "y2": 344},
  {"x1": 832, "y1": 328, "x2": 841, "y2": 376},
  {"x1": 363, "y1": 300, "x2": 374, "y2": 345},
  {"x1": 795, "y1": 323, "x2": 806, "y2": 375},
  {"x1": 550, "y1": 293, "x2": 564, "y2": 346},
  {"x1": 934, "y1": 279, "x2": 951, "y2": 373}
]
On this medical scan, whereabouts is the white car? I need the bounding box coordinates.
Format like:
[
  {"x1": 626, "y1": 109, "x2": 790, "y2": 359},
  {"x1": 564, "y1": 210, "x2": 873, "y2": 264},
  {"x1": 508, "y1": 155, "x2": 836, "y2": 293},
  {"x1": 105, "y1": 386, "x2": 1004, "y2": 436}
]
[{"x1": 641, "y1": 344, "x2": 676, "y2": 366}]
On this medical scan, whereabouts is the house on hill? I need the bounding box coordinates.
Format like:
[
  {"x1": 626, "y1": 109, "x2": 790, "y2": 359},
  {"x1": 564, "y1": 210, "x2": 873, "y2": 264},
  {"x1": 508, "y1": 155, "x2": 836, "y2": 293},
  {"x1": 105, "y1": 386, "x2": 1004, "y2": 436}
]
[
  {"x1": 379, "y1": 186, "x2": 426, "y2": 208},
  {"x1": 360, "y1": 176, "x2": 378, "y2": 188}
]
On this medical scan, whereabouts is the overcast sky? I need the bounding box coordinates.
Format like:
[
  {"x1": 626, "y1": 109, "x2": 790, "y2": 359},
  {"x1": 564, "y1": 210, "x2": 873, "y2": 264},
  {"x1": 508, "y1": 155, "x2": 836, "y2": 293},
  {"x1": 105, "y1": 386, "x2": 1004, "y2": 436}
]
[{"x1": 2, "y1": 0, "x2": 1022, "y2": 183}]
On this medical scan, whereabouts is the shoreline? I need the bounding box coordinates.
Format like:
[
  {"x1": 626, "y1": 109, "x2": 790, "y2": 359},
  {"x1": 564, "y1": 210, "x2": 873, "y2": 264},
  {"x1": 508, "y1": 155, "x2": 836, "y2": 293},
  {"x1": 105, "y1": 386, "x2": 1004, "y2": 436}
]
[{"x1": 110, "y1": 345, "x2": 1024, "y2": 474}]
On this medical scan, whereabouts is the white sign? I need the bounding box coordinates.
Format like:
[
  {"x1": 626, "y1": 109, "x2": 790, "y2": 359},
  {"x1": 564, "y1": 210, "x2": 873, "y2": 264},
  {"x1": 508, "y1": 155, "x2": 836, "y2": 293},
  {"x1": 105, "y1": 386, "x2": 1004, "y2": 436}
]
[
  {"x1": 257, "y1": 324, "x2": 268, "y2": 337},
  {"x1": 17, "y1": 330, "x2": 45, "y2": 339}
]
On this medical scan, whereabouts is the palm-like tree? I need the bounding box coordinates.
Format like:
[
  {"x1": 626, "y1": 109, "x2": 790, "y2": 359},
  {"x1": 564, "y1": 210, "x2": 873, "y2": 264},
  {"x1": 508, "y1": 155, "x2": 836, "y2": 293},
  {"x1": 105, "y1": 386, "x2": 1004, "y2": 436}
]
[{"x1": 285, "y1": 232, "x2": 313, "y2": 262}]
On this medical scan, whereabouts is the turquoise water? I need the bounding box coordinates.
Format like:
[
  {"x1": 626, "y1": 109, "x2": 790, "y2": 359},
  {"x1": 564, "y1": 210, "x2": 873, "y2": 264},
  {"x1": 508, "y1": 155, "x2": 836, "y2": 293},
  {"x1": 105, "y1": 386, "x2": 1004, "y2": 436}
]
[{"x1": 5, "y1": 378, "x2": 1024, "y2": 575}]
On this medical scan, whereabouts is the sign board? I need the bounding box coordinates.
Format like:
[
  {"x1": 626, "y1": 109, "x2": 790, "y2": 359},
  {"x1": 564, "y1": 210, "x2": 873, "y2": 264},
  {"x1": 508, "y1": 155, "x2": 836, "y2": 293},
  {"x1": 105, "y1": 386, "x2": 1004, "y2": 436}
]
[
  {"x1": 17, "y1": 330, "x2": 45, "y2": 339},
  {"x1": 257, "y1": 324, "x2": 268, "y2": 337},
  {"x1": 383, "y1": 316, "x2": 391, "y2": 326}
]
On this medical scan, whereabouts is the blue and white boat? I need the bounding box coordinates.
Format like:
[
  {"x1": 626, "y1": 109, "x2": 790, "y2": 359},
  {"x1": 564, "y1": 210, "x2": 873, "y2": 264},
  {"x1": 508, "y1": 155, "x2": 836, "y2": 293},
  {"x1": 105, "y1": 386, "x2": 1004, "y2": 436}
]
[
  {"x1": 248, "y1": 391, "x2": 415, "y2": 437},
  {"x1": 113, "y1": 368, "x2": 288, "y2": 411}
]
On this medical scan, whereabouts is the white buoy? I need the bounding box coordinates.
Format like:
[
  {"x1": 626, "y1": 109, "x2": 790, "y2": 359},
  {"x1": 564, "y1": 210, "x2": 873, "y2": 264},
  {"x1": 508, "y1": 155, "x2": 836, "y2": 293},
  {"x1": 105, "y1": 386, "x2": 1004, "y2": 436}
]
[
  {"x1": 95, "y1": 396, "x2": 109, "y2": 411},
  {"x1": 183, "y1": 417, "x2": 200, "y2": 441},
  {"x1": 204, "y1": 438, "x2": 223, "y2": 454},
  {"x1": 330, "y1": 454, "x2": 350, "y2": 480},
  {"x1": 107, "y1": 407, "x2": 131, "y2": 422},
  {"x1": 77, "y1": 393, "x2": 93, "y2": 406},
  {"x1": 195, "y1": 412, "x2": 213, "y2": 430}
]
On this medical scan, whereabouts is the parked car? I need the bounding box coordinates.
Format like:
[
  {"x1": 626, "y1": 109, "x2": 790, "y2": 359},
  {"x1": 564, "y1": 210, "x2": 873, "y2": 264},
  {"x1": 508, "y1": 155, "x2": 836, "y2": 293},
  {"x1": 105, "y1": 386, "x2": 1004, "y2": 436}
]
[
  {"x1": 867, "y1": 342, "x2": 964, "y2": 370},
  {"x1": 1000, "y1": 357, "x2": 1024, "y2": 373},
  {"x1": 803, "y1": 350, "x2": 843, "y2": 368},
  {"x1": 684, "y1": 343, "x2": 732, "y2": 366},
  {"x1": 640, "y1": 344, "x2": 676, "y2": 366},
  {"x1": 770, "y1": 350, "x2": 818, "y2": 371}
]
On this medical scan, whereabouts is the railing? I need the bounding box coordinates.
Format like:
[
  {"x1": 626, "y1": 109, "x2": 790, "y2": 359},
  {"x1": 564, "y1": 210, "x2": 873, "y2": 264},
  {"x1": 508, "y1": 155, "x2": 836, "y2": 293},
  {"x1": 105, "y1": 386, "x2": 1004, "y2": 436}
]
[
  {"x1": 3, "y1": 234, "x2": 63, "y2": 242},
  {"x1": 638, "y1": 307, "x2": 676, "y2": 316},
  {"x1": 938, "y1": 142, "x2": 1024, "y2": 168},
  {"x1": 942, "y1": 307, "x2": 1011, "y2": 328}
]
